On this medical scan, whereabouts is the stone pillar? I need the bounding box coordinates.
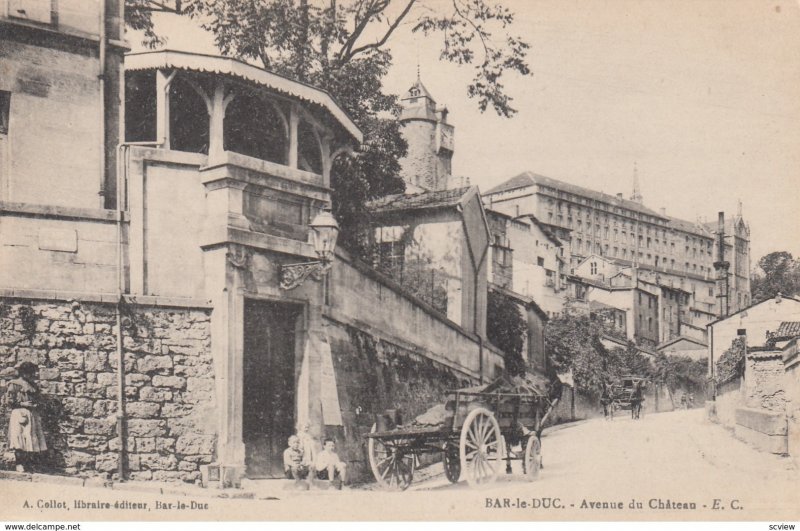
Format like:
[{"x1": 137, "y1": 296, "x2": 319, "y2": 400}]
[
  {"x1": 208, "y1": 245, "x2": 249, "y2": 486},
  {"x1": 200, "y1": 163, "x2": 252, "y2": 233}
]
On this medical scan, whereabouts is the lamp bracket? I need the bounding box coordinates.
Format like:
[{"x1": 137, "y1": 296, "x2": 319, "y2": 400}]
[{"x1": 279, "y1": 260, "x2": 331, "y2": 290}]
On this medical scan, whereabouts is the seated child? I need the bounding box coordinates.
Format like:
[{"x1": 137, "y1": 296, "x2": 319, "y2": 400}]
[
  {"x1": 283, "y1": 435, "x2": 309, "y2": 480},
  {"x1": 314, "y1": 438, "x2": 347, "y2": 488}
]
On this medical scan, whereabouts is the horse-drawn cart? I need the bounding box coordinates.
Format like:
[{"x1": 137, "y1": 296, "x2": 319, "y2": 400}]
[
  {"x1": 603, "y1": 376, "x2": 647, "y2": 419},
  {"x1": 364, "y1": 374, "x2": 561, "y2": 490}
]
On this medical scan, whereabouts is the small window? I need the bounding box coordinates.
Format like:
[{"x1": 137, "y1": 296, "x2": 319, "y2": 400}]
[{"x1": 0, "y1": 92, "x2": 9, "y2": 135}]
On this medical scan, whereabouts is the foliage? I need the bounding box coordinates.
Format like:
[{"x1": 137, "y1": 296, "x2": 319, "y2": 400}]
[
  {"x1": 127, "y1": 1, "x2": 530, "y2": 256},
  {"x1": 486, "y1": 290, "x2": 527, "y2": 376},
  {"x1": 751, "y1": 251, "x2": 800, "y2": 303},
  {"x1": 544, "y1": 311, "x2": 617, "y2": 398},
  {"x1": 125, "y1": 0, "x2": 165, "y2": 48},
  {"x1": 715, "y1": 336, "x2": 746, "y2": 385},
  {"x1": 183, "y1": 0, "x2": 532, "y2": 117},
  {"x1": 18, "y1": 306, "x2": 37, "y2": 340},
  {"x1": 643, "y1": 352, "x2": 708, "y2": 402}
]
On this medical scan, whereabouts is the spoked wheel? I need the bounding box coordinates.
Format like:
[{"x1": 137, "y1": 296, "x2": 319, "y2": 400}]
[
  {"x1": 443, "y1": 443, "x2": 461, "y2": 483},
  {"x1": 523, "y1": 435, "x2": 541, "y2": 481},
  {"x1": 459, "y1": 407, "x2": 502, "y2": 488},
  {"x1": 368, "y1": 424, "x2": 415, "y2": 491}
]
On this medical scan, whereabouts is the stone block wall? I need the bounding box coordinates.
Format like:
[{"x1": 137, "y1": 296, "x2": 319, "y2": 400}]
[
  {"x1": 745, "y1": 354, "x2": 786, "y2": 412},
  {"x1": 0, "y1": 298, "x2": 215, "y2": 483}
]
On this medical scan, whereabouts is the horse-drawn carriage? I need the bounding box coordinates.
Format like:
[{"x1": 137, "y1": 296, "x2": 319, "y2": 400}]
[
  {"x1": 602, "y1": 375, "x2": 647, "y2": 420},
  {"x1": 364, "y1": 374, "x2": 561, "y2": 490}
]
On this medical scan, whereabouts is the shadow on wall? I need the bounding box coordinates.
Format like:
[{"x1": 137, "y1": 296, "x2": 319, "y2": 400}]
[{"x1": 325, "y1": 324, "x2": 470, "y2": 482}]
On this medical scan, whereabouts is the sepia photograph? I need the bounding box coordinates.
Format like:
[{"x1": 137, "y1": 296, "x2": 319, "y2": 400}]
[{"x1": 0, "y1": 0, "x2": 798, "y2": 526}]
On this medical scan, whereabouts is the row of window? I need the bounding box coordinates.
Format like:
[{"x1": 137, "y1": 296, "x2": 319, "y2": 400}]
[{"x1": 542, "y1": 187, "x2": 665, "y2": 225}]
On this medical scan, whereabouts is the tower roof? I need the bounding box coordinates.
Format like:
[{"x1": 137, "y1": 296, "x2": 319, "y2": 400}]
[
  {"x1": 400, "y1": 78, "x2": 438, "y2": 121},
  {"x1": 402, "y1": 79, "x2": 435, "y2": 102}
]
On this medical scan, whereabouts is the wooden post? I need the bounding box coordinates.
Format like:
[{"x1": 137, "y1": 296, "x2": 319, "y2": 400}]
[
  {"x1": 570, "y1": 387, "x2": 576, "y2": 420},
  {"x1": 208, "y1": 80, "x2": 227, "y2": 163},
  {"x1": 288, "y1": 104, "x2": 299, "y2": 169},
  {"x1": 155, "y1": 69, "x2": 176, "y2": 148}
]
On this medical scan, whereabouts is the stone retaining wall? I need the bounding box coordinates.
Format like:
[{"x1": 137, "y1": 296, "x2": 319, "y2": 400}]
[
  {"x1": 0, "y1": 299, "x2": 215, "y2": 483},
  {"x1": 325, "y1": 322, "x2": 470, "y2": 482}
]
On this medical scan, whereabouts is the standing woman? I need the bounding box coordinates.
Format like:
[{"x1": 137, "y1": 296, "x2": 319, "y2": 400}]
[{"x1": 5, "y1": 362, "x2": 47, "y2": 472}]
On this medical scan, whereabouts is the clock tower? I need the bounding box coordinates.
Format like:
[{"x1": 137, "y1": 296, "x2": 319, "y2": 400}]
[{"x1": 398, "y1": 78, "x2": 454, "y2": 192}]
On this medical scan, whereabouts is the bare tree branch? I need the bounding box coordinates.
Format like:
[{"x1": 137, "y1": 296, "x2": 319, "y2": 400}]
[{"x1": 343, "y1": 0, "x2": 417, "y2": 62}]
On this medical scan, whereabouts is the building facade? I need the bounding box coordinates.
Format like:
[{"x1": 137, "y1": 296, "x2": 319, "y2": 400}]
[
  {"x1": 0, "y1": 15, "x2": 503, "y2": 486},
  {"x1": 483, "y1": 171, "x2": 752, "y2": 321}
]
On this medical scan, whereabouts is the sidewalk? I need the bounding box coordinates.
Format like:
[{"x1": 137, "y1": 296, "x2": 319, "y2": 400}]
[{"x1": 0, "y1": 467, "x2": 377, "y2": 502}]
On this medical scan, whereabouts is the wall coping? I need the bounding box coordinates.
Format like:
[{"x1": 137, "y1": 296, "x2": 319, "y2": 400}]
[
  {"x1": 201, "y1": 151, "x2": 330, "y2": 194},
  {"x1": 735, "y1": 406, "x2": 787, "y2": 436},
  {"x1": 0, "y1": 201, "x2": 123, "y2": 223},
  {"x1": 0, "y1": 288, "x2": 212, "y2": 309},
  {"x1": 333, "y1": 247, "x2": 481, "y2": 342}
]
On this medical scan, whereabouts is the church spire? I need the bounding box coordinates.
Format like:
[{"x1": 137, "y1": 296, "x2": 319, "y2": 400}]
[{"x1": 631, "y1": 161, "x2": 643, "y2": 204}]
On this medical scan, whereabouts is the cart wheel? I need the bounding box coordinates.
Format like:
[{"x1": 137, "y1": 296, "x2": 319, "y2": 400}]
[
  {"x1": 459, "y1": 407, "x2": 502, "y2": 488},
  {"x1": 523, "y1": 436, "x2": 541, "y2": 481},
  {"x1": 367, "y1": 424, "x2": 415, "y2": 491},
  {"x1": 443, "y1": 443, "x2": 461, "y2": 483}
]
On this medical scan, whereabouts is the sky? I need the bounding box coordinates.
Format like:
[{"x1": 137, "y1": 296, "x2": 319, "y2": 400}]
[{"x1": 137, "y1": 0, "x2": 800, "y2": 265}]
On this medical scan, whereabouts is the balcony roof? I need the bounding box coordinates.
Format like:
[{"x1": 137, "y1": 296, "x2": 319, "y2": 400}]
[{"x1": 125, "y1": 50, "x2": 363, "y2": 143}]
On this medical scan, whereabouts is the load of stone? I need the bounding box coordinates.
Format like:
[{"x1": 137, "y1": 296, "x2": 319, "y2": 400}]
[{"x1": 405, "y1": 372, "x2": 557, "y2": 430}]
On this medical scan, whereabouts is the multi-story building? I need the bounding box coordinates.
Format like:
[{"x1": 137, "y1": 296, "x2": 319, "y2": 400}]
[
  {"x1": 0, "y1": 9, "x2": 508, "y2": 486},
  {"x1": 486, "y1": 209, "x2": 566, "y2": 317},
  {"x1": 484, "y1": 171, "x2": 752, "y2": 322}
]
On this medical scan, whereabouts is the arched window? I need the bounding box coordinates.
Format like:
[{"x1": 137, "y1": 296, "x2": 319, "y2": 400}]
[
  {"x1": 224, "y1": 89, "x2": 287, "y2": 164},
  {"x1": 297, "y1": 119, "x2": 322, "y2": 175}
]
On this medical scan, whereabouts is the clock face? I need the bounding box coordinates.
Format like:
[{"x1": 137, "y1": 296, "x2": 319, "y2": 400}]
[{"x1": 440, "y1": 125, "x2": 454, "y2": 151}]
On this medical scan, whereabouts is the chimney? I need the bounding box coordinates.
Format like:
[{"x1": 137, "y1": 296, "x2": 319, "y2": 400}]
[
  {"x1": 616, "y1": 193, "x2": 623, "y2": 200},
  {"x1": 659, "y1": 207, "x2": 666, "y2": 217}
]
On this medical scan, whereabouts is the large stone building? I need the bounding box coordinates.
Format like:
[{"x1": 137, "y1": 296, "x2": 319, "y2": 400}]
[
  {"x1": 484, "y1": 171, "x2": 752, "y2": 326},
  {"x1": 0, "y1": 8, "x2": 502, "y2": 486}
]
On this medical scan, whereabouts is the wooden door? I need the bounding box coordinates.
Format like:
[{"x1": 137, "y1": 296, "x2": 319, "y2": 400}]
[{"x1": 243, "y1": 300, "x2": 300, "y2": 478}]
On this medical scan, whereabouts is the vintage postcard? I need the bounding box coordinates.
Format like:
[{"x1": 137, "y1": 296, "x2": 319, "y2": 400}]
[{"x1": 0, "y1": 0, "x2": 798, "y2": 525}]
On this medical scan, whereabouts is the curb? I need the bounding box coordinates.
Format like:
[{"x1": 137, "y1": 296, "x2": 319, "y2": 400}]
[{"x1": 0, "y1": 470, "x2": 257, "y2": 500}]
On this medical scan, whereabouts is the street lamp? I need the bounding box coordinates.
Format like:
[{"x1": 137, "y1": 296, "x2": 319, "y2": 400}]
[{"x1": 279, "y1": 209, "x2": 340, "y2": 290}]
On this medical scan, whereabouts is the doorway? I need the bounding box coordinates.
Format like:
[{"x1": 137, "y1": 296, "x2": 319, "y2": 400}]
[{"x1": 243, "y1": 299, "x2": 302, "y2": 478}]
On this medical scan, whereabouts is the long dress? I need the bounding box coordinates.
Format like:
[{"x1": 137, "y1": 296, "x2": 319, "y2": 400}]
[{"x1": 5, "y1": 378, "x2": 47, "y2": 453}]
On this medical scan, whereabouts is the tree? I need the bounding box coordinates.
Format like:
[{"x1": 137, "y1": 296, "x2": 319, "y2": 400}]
[
  {"x1": 124, "y1": 1, "x2": 531, "y2": 255},
  {"x1": 751, "y1": 251, "x2": 800, "y2": 303},
  {"x1": 544, "y1": 311, "x2": 616, "y2": 398},
  {"x1": 486, "y1": 290, "x2": 527, "y2": 376},
  {"x1": 173, "y1": 0, "x2": 531, "y2": 254},
  {"x1": 183, "y1": 0, "x2": 531, "y2": 117}
]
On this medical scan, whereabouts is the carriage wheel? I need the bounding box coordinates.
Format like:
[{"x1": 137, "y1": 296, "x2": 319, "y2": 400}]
[
  {"x1": 368, "y1": 424, "x2": 415, "y2": 491},
  {"x1": 523, "y1": 436, "x2": 541, "y2": 481},
  {"x1": 443, "y1": 443, "x2": 461, "y2": 483},
  {"x1": 459, "y1": 407, "x2": 502, "y2": 488}
]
